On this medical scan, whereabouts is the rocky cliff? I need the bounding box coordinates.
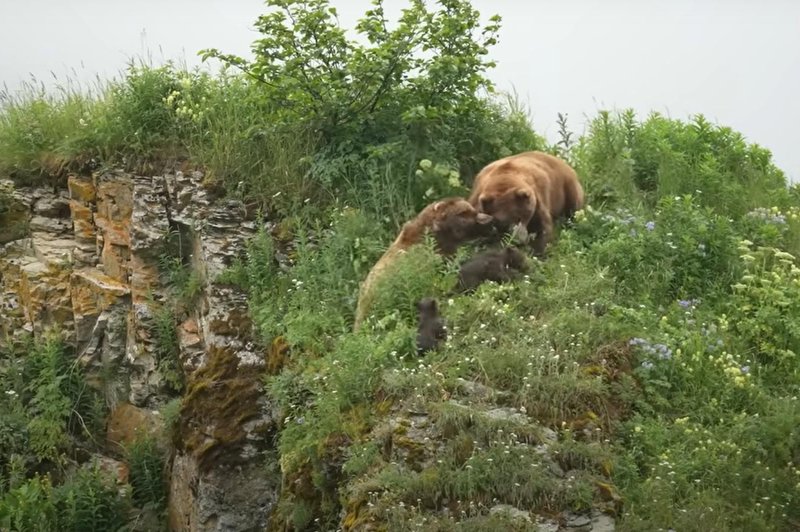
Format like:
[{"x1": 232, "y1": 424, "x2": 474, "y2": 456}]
[{"x1": 0, "y1": 171, "x2": 277, "y2": 531}]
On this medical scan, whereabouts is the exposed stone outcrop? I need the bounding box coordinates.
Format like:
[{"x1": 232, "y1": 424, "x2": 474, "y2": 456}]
[
  {"x1": 0, "y1": 171, "x2": 277, "y2": 531},
  {"x1": 337, "y1": 381, "x2": 618, "y2": 532},
  {"x1": 165, "y1": 172, "x2": 275, "y2": 531}
]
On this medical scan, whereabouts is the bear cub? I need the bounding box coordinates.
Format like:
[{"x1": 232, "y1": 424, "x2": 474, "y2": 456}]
[
  {"x1": 416, "y1": 297, "x2": 447, "y2": 355},
  {"x1": 455, "y1": 246, "x2": 528, "y2": 293}
]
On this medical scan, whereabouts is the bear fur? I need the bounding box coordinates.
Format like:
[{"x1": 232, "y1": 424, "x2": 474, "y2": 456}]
[
  {"x1": 416, "y1": 298, "x2": 447, "y2": 355},
  {"x1": 454, "y1": 246, "x2": 528, "y2": 294},
  {"x1": 353, "y1": 198, "x2": 492, "y2": 330},
  {"x1": 468, "y1": 151, "x2": 584, "y2": 255}
]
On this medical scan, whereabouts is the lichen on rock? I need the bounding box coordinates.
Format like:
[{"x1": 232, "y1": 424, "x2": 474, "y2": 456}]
[{"x1": 0, "y1": 168, "x2": 279, "y2": 530}]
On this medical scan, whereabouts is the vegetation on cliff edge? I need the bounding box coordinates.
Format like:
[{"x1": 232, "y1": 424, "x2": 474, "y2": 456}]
[{"x1": 1, "y1": 0, "x2": 799, "y2": 531}]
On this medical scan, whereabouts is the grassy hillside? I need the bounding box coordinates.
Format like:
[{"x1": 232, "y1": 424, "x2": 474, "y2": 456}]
[{"x1": 2, "y1": 0, "x2": 799, "y2": 530}]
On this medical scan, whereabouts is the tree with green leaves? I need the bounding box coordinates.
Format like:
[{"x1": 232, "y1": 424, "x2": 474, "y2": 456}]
[{"x1": 200, "y1": 0, "x2": 501, "y2": 143}]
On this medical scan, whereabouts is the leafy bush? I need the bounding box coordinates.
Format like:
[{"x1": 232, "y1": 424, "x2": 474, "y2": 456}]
[
  {"x1": 245, "y1": 207, "x2": 387, "y2": 352},
  {"x1": 728, "y1": 242, "x2": 800, "y2": 380},
  {"x1": 359, "y1": 238, "x2": 457, "y2": 331},
  {"x1": 574, "y1": 110, "x2": 788, "y2": 217},
  {"x1": 575, "y1": 195, "x2": 740, "y2": 304},
  {"x1": 126, "y1": 436, "x2": 167, "y2": 510},
  {"x1": 147, "y1": 304, "x2": 184, "y2": 395},
  {"x1": 0, "y1": 475, "x2": 57, "y2": 531},
  {"x1": 54, "y1": 466, "x2": 130, "y2": 532},
  {"x1": 201, "y1": 0, "x2": 500, "y2": 143},
  {"x1": 201, "y1": 0, "x2": 543, "y2": 216},
  {"x1": 0, "y1": 467, "x2": 130, "y2": 532},
  {"x1": 16, "y1": 335, "x2": 102, "y2": 462}
]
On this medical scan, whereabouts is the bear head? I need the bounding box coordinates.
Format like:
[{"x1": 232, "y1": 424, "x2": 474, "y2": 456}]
[
  {"x1": 427, "y1": 198, "x2": 492, "y2": 254},
  {"x1": 476, "y1": 182, "x2": 537, "y2": 230},
  {"x1": 503, "y1": 246, "x2": 529, "y2": 273}
]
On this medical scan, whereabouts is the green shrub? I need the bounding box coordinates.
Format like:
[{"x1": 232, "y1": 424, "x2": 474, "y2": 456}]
[
  {"x1": 178, "y1": 73, "x2": 320, "y2": 214},
  {"x1": 0, "y1": 475, "x2": 58, "y2": 531},
  {"x1": 574, "y1": 110, "x2": 788, "y2": 217},
  {"x1": 360, "y1": 238, "x2": 457, "y2": 331},
  {"x1": 126, "y1": 436, "x2": 167, "y2": 509},
  {"x1": 0, "y1": 62, "x2": 190, "y2": 184},
  {"x1": 93, "y1": 62, "x2": 186, "y2": 165},
  {"x1": 728, "y1": 242, "x2": 800, "y2": 381},
  {"x1": 159, "y1": 398, "x2": 182, "y2": 441},
  {"x1": 0, "y1": 333, "x2": 105, "y2": 498},
  {"x1": 271, "y1": 326, "x2": 414, "y2": 471},
  {"x1": 150, "y1": 305, "x2": 184, "y2": 394},
  {"x1": 0, "y1": 467, "x2": 130, "y2": 532},
  {"x1": 247, "y1": 207, "x2": 387, "y2": 352},
  {"x1": 20, "y1": 334, "x2": 102, "y2": 462},
  {"x1": 202, "y1": 0, "x2": 542, "y2": 216},
  {"x1": 577, "y1": 195, "x2": 740, "y2": 304},
  {"x1": 54, "y1": 466, "x2": 130, "y2": 532}
]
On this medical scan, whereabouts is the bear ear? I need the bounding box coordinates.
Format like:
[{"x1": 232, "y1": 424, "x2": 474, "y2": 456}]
[
  {"x1": 432, "y1": 201, "x2": 444, "y2": 212},
  {"x1": 417, "y1": 298, "x2": 437, "y2": 312},
  {"x1": 515, "y1": 189, "x2": 531, "y2": 202},
  {"x1": 476, "y1": 213, "x2": 492, "y2": 224}
]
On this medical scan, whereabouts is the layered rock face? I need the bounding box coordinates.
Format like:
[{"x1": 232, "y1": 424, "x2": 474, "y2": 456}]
[{"x1": 0, "y1": 172, "x2": 276, "y2": 531}]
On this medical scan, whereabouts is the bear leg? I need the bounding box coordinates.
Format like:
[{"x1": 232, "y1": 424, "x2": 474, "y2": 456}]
[{"x1": 529, "y1": 209, "x2": 553, "y2": 257}]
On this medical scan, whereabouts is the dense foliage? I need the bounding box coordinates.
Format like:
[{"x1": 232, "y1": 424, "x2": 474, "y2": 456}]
[{"x1": 1, "y1": 0, "x2": 799, "y2": 530}]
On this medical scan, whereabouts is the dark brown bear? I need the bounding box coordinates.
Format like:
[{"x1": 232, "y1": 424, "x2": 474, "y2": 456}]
[
  {"x1": 416, "y1": 297, "x2": 447, "y2": 355},
  {"x1": 353, "y1": 198, "x2": 492, "y2": 330},
  {"x1": 455, "y1": 246, "x2": 528, "y2": 293},
  {"x1": 468, "y1": 151, "x2": 584, "y2": 255}
]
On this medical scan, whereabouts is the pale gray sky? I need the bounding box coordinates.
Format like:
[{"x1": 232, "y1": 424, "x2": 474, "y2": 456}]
[{"x1": 1, "y1": 0, "x2": 798, "y2": 181}]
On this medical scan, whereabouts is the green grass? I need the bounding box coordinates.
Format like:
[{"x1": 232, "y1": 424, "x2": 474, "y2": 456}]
[
  {"x1": 1, "y1": 0, "x2": 799, "y2": 530},
  {"x1": 126, "y1": 436, "x2": 168, "y2": 510},
  {"x1": 234, "y1": 126, "x2": 800, "y2": 529},
  {"x1": 249, "y1": 186, "x2": 800, "y2": 530}
]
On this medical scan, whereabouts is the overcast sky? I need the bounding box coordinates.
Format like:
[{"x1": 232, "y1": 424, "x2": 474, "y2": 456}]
[{"x1": 1, "y1": 0, "x2": 798, "y2": 181}]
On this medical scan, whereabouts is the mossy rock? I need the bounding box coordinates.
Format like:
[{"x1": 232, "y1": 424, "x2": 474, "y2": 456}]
[
  {"x1": 0, "y1": 183, "x2": 30, "y2": 244},
  {"x1": 176, "y1": 345, "x2": 271, "y2": 472}
]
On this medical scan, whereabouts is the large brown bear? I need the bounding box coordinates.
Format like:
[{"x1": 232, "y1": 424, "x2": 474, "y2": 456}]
[
  {"x1": 353, "y1": 198, "x2": 492, "y2": 331},
  {"x1": 468, "y1": 151, "x2": 584, "y2": 255}
]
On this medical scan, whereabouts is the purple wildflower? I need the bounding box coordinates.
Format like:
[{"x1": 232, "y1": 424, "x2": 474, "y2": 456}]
[
  {"x1": 678, "y1": 299, "x2": 692, "y2": 309},
  {"x1": 641, "y1": 361, "x2": 654, "y2": 370},
  {"x1": 645, "y1": 221, "x2": 655, "y2": 231},
  {"x1": 653, "y1": 344, "x2": 673, "y2": 360},
  {"x1": 740, "y1": 365, "x2": 750, "y2": 374},
  {"x1": 747, "y1": 208, "x2": 787, "y2": 226}
]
